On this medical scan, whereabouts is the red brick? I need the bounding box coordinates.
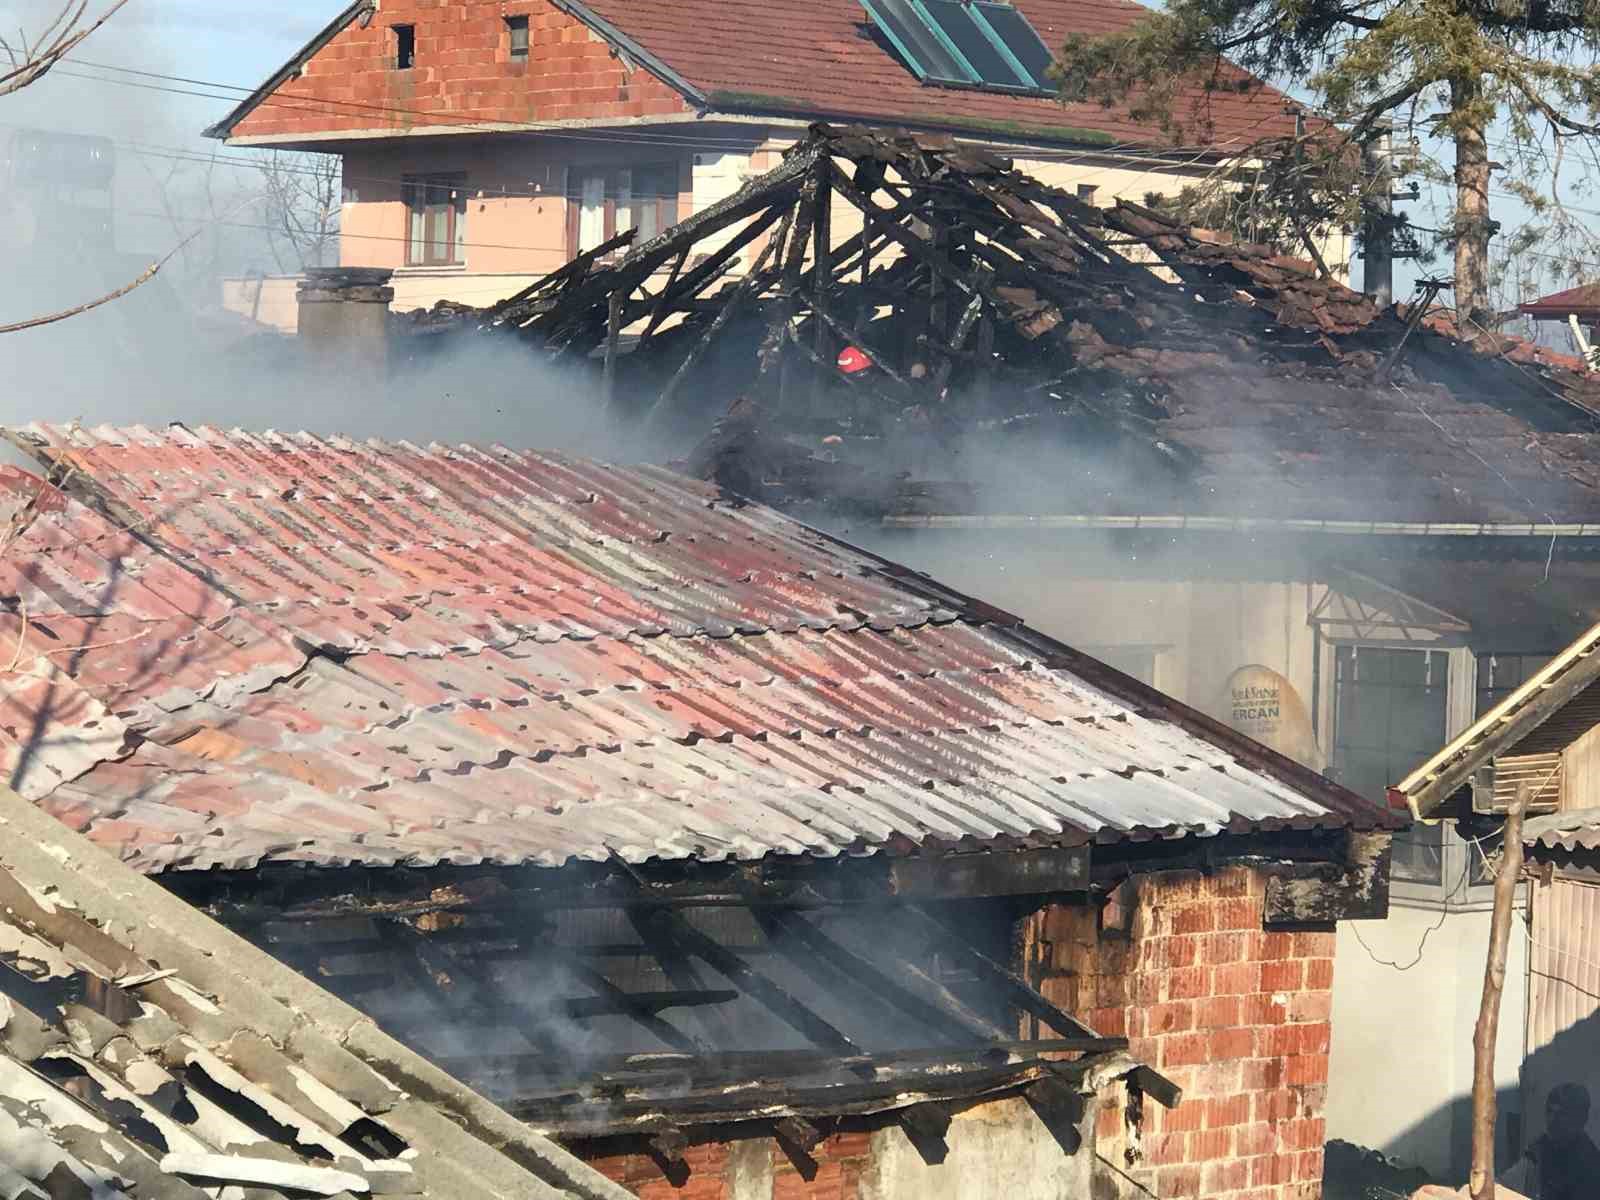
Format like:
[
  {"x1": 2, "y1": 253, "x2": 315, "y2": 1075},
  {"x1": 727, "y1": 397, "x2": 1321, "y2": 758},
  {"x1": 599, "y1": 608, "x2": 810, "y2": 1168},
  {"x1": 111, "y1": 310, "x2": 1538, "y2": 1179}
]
[
  {"x1": 1255, "y1": 931, "x2": 1296, "y2": 961},
  {"x1": 1210, "y1": 1027, "x2": 1256, "y2": 1059},
  {"x1": 1150, "y1": 1001, "x2": 1195, "y2": 1035},
  {"x1": 1294, "y1": 1083, "x2": 1329, "y2": 1116},
  {"x1": 1196, "y1": 995, "x2": 1240, "y2": 1029},
  {"x1": 1207, "y1": 1093, "x2": 1253, "y2": 1128},
  {"x1": 1201, "y1": 932, "x2": 1250, "y2": 965},
  {"x1": 1305, "y1": 958, "x2": 1335, "y2": 990},
  {"x1": 1252, "y1": 1154, "x2": 1295, "y2": 1187},
  {"x1": 1158, "y1": 1164, "x2": 1203, "y2": 1198},
  {"x1": 1297, "y1": 1023, "x2": 1331, "y2": 1055},
  {"x1": 1146, "y1": 1132, "x2": 1189, "y2": 1164},
  {"x1": 1241, "y1": 1057, "x2": 1285, "y2": 1091},
  {"x1": 1261, "y1": 960, "x2": 1304, "y2": 991},
  {"x1": 1280, "y1": 1117, "x2": 1327, "y2": 1150},
  {"x1": 1286, "y1": 1053, "x2": 1329, "y2": 1085},
  {"x1": 1294, "y1": 931, "x2": 1336, "y2": 958},
  {"x1": 1256, "y1": 1089, "x2": 1300, "y2": 1122},
  {"x1": 1099, "y1": 1102, "x2": 1126, "y2": 1140},
  {"x1": 1298, "y1": 1149, "x2": 1327, "y2": 1181},
  {"x1": 1289, "y1": 991, "x2": 1333, "y2": 1024},
  {"x1": 1174, "y1": 905, "x2": 1217, "y2": 934},
  {"x1": 1214, "y1": 962, "x2": 1262, "y2": 995},
  {"x1": 1162, "y1": 1032, "x2": 1212, "y2": 1068},
  {"x1": 1216, "y1": 898, "x2": 1260, "y2": 930},
  {"x1": 1163, "y1": 1099, "x2": 1207, "y2": 1132},
  {"x1": 1168, "y1": 965, "x2": 1212, "y2": 1000},
  {"x1": 1259, "y1": 1024, "x2": 1299, "y2": 1058},
  {"x1": 1206, "y1": 869, "x2": 1253, "y2": 898},
  {"x1": 1203, "y1": 1158, "x2": 1253, "y2": 1193},
  {"x1": 1192, "y1": 1060, "x2": 1243, "y2": 1096},
  {"x1": 1242, "y1": 992, "x2": 1290, "y2": 1025},
  {"x1": 1152, "y1": 936, "x2": 1200, "y2": 970},
  {"x1": 1237, "y1": 1121, "x2": 1279, "y2": 1156}
]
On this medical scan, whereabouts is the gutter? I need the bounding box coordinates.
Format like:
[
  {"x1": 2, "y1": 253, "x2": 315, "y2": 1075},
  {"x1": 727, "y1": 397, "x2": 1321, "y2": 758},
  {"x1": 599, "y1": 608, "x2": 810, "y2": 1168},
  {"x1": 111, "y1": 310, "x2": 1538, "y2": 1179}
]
[
  {"x1": 545, "y1": 0, "x2": 707, "y2": 108},
  {"x1": 880, "y1": 514, "x2": 1600, "y2": 537}
]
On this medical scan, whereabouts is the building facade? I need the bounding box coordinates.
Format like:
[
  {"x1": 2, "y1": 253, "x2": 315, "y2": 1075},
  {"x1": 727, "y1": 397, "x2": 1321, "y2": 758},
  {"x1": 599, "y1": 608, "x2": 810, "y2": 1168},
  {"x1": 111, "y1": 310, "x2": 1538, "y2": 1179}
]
[{"x1": 208, "y1": 0, "x2": 1349, "y2": 326}]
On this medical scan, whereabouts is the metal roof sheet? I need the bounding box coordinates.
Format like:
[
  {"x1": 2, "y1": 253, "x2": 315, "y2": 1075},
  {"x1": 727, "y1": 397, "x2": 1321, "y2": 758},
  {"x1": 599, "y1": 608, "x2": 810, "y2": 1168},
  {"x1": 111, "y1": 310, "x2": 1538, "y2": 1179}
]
[
  {"x1": 0, "y1": 782, "x2": 626, "y2": 1200},
  {"x1": 1524, "y1": 808, "x2": 1600, "y2": 855},
  {"x1": 1, "y1": 423, "x2": 1391, "y2": 873}
]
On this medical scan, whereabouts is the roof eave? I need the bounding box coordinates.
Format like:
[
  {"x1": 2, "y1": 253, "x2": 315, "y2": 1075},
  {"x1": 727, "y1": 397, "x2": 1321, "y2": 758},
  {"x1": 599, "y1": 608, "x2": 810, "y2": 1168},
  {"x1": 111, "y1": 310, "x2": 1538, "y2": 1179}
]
[
  {"x1": 545, "y1": 0, "x2": 708, "y2": 109},
  {"x1": 1397, "y1": 618, "x2": 1600, "y2": 816},
  {"x1": 203, "y1": 0, "x2": 376, "y2": 141}
]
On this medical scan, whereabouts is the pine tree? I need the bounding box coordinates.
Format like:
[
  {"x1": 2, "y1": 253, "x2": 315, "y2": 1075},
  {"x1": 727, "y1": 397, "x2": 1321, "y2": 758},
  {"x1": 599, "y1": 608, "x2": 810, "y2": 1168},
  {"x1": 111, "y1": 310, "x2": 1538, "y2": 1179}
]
[{"x1": 1054, "y1": 0, "x2": 1600, "y2": 329}]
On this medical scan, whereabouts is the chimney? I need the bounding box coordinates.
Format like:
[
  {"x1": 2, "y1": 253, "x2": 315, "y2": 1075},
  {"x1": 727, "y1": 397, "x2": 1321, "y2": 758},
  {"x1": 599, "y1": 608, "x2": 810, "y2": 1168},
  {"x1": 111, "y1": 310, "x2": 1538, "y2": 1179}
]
[{"x1": 296, "y1": 266, "x2": 394, "y2": 383}]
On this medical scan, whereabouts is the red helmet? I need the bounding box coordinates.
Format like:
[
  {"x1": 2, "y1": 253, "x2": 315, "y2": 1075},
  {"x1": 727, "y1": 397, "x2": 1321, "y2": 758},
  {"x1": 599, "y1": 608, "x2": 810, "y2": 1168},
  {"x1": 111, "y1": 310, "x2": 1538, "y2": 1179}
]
[{"x1": 836, "y1": 346, "x2": 873, "y2": 374}]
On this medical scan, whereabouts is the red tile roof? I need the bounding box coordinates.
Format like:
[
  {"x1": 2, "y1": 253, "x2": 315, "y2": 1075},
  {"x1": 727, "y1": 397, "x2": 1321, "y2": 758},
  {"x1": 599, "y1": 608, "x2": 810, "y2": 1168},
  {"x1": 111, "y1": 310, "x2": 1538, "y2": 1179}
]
[
  {"x1": 0, "y1": 424, "x2": 1387, "y2": 874},
  {"x1": 576, "y1": 0, "x2": 1300, "y2": 150},
  {"x1": 1519, "y1": 282, "x2": 1600, "y2": 320}
]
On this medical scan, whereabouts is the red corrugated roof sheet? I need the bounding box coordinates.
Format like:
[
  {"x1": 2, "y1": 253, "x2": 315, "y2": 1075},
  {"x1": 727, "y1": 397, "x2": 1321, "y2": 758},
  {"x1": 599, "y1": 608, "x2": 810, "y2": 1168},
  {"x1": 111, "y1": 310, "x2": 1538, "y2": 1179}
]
[
  {"x1": 577, "y1": 0, "x2": 1300, "y2": 150},
  {"x1": 0, "y1": 424, "x2": 1389, "y2": 874}
]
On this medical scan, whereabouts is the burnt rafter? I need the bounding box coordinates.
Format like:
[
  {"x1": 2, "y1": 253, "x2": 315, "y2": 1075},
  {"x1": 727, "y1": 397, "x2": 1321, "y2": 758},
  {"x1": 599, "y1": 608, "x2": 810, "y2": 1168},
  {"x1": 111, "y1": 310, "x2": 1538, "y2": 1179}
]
[{"x1": 399, "y1": 121, "x2": 1600, "y2": 525}]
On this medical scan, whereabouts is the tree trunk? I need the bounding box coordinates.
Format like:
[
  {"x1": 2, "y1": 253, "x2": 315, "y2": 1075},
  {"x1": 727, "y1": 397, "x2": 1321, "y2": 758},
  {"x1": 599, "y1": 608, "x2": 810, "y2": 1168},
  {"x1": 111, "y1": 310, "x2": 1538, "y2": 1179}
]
[
  {"x1": 1452, "y1": 75, "x2": 1494, "y2": 333},
  {"x1": 1469, "y1": 783, "x2": 1528, "y2": 1200}
]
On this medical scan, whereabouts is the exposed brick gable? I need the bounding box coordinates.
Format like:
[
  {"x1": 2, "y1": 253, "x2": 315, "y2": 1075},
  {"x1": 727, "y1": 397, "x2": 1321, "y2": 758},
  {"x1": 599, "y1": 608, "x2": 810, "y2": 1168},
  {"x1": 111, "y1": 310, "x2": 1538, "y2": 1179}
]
[
  {"x1": 1050, "y1": 867, "x2": 1333, "y2": 1200},
  {"x1": 230, "y1": 0, "x2": 690, "y2": 140}
]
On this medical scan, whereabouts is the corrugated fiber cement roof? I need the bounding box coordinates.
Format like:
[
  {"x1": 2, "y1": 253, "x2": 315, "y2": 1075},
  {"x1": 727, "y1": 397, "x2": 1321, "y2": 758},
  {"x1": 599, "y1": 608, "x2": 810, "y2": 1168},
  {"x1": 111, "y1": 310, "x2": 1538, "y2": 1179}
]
[{"x1": 0, "y1": 423, "x2": 1392, "y2": 874}]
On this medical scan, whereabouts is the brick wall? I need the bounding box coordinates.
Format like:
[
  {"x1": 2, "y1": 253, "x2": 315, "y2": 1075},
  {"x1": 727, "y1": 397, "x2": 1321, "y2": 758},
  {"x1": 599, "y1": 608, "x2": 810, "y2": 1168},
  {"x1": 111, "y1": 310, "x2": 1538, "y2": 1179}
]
[
  {"x1": 1024, "y1": 866, "x2": 1334, "y2": 1200},
  {"x1": 230, "y1": 0, "x2": 690, "y2": 140}
]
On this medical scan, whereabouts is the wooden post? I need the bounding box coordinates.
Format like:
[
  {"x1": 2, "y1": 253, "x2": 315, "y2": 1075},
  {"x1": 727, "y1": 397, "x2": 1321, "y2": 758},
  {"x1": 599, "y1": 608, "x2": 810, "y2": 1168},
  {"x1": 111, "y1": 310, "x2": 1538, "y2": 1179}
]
[
  {"x1": 810, "y1": 160, "x2": 833, "y2": 406},
  {"x1": 1470, "y1": 782, "x2": 1529, "y2": 1200},
  {"x1": 601, "y1": 289, "x2": 623, "y2": 411}
]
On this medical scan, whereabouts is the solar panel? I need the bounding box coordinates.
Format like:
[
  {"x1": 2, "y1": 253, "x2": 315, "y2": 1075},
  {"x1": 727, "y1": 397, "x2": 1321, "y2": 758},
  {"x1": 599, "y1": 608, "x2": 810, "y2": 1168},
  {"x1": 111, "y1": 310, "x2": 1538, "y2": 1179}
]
[
  {"x1": 973, "y1": 2, "x2": 1058, "y2": 89},
  {"x1": 920, "y1": 0, "x2": 1032, "y2": 88},
  {"x1": 859, "y1": 0, "x2": 975, "y2": 84}
]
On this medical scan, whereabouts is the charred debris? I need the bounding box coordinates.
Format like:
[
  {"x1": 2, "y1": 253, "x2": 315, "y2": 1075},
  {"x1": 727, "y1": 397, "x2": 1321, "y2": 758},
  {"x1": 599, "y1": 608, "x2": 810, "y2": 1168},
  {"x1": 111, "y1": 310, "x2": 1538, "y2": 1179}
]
[{"x1": 400, "y1": 122, "x2": 1600, "y2": 520}]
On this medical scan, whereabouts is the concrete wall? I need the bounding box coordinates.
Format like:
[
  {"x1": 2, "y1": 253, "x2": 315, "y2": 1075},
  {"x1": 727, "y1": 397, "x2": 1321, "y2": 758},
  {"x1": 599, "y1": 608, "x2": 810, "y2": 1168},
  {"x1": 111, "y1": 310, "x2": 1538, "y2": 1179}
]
[
  {"x1": 1325, "y1": 906, "x2": 1529, "y2": 1181},
  {"x1": 583, "y1": 1097, "x2": 1097, "y2": 1200}
]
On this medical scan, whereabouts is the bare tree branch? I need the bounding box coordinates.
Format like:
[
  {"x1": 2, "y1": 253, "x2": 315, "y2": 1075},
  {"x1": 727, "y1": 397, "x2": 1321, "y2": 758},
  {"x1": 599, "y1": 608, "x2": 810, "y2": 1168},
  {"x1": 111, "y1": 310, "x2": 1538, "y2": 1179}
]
[
  {"x1": 0, "y1": 0, "x2": 129, "y2": 97},
  {"x1": 0, "y1": 230, "x2": 202, "y2": 334}
]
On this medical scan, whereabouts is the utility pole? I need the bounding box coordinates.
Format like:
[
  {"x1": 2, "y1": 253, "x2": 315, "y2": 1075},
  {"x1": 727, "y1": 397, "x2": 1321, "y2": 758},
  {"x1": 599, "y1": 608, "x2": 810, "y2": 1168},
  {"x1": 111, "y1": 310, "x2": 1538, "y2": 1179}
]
[{"x1": 1363, "y1": 122, "x2": 1394, "y2": 308}]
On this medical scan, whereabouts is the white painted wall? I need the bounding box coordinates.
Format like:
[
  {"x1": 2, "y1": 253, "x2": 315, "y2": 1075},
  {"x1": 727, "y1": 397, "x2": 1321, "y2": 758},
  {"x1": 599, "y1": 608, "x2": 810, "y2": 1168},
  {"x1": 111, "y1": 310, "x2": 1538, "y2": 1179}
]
[{"x1": 1327, "y1": 903, "x2": 1529, "y2": 1181}]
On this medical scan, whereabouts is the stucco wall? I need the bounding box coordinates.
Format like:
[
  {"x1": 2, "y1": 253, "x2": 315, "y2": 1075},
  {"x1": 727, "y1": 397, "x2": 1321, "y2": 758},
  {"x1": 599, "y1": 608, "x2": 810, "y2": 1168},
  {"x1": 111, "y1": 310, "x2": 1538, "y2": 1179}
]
[{"x1": 1326, "y1": 906, "x2": 1529, "y2": 1181}]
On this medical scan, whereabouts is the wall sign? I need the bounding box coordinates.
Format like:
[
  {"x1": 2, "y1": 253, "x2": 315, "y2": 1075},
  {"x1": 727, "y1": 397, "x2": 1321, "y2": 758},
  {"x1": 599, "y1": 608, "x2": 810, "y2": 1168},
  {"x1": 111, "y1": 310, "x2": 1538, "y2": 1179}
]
[{"x1": 1223, "y1": 665, "x2": 1320, "y2": 767}]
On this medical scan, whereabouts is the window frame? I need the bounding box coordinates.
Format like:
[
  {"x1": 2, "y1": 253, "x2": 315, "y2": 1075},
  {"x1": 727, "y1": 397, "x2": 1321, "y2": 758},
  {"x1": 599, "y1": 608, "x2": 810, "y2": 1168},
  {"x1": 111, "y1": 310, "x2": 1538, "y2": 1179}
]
[
  {"x1": 506, "y1": 15, "x2": 529, "y2": 61},
  {"x1": 401, "y1": 172, "x2": 466, "y2": 268},
  {"x1": 564, "y1": 162, "x2": 681, "y2": 259},
  {"x1": 393, "y1": 23, "x2": 415, "y2": 70},
  {"x1": 1321, "y1": 638, "x2": 1498, "y2": 910}
]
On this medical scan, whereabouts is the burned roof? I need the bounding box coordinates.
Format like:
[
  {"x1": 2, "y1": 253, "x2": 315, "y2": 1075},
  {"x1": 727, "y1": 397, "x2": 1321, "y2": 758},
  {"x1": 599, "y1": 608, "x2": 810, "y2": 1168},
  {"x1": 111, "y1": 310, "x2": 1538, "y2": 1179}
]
[
  {"x1": 0, "y1": 422, "x2": 1390, "y2": 875},
  {"x1": 454, "y1": 124, "x2": 1600, "y2": 530},
  {"x1": 0, "y1": 781, "x2": 628, "y2": 1200}
]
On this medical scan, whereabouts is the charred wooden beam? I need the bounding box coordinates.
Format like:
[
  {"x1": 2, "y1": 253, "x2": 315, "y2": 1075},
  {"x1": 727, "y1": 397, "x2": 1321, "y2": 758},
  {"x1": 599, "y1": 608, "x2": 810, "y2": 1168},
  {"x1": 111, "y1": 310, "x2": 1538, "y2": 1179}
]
[
  {"x1": 774, "y1": 1115, "x2": 824, "y2": 1156},
  {"x1": 563, "y1": 988, "x2": 738, "y2": 1019},
  {"x1": 898, "y1": 1101, "x2": 952, "y2": 1165},
  {"x1": 898, "y1": 905, "x2": 1100, "y2": 1041},
  {"x1": 758, "y1": 908, "x2": 1009, "y2": 1042},
  {"x1": 1263, "y1": 830, "x2": 1392, "y2": 927},
  {"x1": 637, "y1": 906, "x2": 861, "y2": 1055}
]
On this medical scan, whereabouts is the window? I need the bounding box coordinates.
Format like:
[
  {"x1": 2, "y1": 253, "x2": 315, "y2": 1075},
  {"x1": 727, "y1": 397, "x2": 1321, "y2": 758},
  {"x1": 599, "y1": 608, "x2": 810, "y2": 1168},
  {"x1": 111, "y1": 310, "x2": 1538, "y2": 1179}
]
[
  {"x1": 1331, "y1": 646, "x2": 1450, "y2": 882},
  {"x1": 1477, "y1": 652, "x2": 1555, "y2": 717},
  {"x1": 394, "y1": 24, "x2": 415, "y2": 69},
  {"x1": 507, "y1": 15, "x2": 528, "y2": 60},
  {"x1": 402, "y1": 174, "x2": 465, "y2": 266},
  {"x1": 567, "y1": 163, "x2": 679, "y2": 256},
  {"x1": 857, "y1": 0, "x2": 1057, "y2": 94}
]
